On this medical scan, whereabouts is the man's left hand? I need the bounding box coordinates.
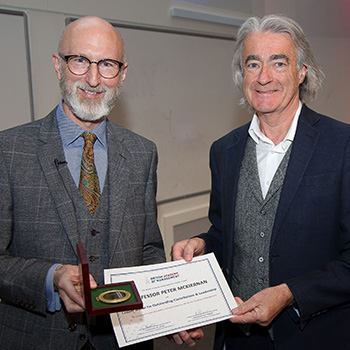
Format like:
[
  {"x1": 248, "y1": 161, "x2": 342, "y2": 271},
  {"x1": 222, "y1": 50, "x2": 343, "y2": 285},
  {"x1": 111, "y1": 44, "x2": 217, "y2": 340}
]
[
  {"x1": 230, "y1": 283, "x2": 294, "y2": 327},
  {"x1": 168, "y1": 328, "x2": 204, "y2": 347}
]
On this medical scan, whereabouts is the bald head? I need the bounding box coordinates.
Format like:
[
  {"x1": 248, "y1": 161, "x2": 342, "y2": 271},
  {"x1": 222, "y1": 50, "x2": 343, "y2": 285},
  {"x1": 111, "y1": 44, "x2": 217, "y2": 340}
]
[
  {"x1": 53, "y1": 16, "x2": 128, "y2": 129},
  {"x1": 58, "y1": 16, "x2": 125, "y2": 62}
]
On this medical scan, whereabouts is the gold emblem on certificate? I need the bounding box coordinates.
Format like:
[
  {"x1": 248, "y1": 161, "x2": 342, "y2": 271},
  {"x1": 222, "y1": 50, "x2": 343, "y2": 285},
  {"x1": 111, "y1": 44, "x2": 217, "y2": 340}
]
[{"x1": 96, "y1": 290, "x2": 132, "y2": 304}]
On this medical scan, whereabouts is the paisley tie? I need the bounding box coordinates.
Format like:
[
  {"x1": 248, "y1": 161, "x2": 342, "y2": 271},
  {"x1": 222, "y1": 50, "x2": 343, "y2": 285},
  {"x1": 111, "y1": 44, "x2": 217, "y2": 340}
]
[{"x1": 79, "y1": 132, "x2": 100, "y2": 215}]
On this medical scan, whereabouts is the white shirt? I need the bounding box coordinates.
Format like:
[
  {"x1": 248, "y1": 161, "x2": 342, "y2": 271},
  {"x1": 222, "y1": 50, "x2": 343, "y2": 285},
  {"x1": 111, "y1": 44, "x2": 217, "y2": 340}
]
[{"x1": 248, "y1": 101, "x2": 302, "y2": 198}]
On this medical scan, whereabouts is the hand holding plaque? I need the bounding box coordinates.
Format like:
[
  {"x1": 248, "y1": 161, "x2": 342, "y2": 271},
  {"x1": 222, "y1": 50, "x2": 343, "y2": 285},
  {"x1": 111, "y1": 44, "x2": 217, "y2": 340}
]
[{"x1": 76, "y1": 243, "x2": 143, "y2": 316}]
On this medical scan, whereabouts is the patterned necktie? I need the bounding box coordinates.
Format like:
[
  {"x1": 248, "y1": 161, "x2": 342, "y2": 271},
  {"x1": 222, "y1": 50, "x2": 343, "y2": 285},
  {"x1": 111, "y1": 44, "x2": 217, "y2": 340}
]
[{"x1": 79, "y1": 132, "x2": 100, "y2": 215}]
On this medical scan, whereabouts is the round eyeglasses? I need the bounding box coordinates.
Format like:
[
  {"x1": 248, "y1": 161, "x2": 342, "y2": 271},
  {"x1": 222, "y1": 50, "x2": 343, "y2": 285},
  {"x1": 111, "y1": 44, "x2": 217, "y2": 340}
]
[{"x1": 59, "y1": 53, "x2": 125, "y2": 79}]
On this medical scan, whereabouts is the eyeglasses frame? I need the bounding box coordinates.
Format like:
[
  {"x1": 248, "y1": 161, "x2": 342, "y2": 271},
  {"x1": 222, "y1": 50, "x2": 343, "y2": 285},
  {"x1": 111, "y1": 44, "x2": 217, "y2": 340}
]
[{"x1": 58, "y1": 53, "x2": 125, "y2": 79}]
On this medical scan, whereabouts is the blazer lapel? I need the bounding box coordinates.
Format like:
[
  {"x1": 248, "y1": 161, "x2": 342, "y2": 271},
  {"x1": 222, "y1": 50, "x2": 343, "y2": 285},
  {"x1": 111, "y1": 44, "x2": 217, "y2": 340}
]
[
  {"x1": 37, "y1": 110, "x2": 80, "y2": 251},
  {"x1": 271, "y1": 106, "x2": 320, "y2": 248},
  {"x1": 105, "y1": 122, "x2": 130, "y2": 265},
  {"x1": 224, "y1": 126, "x2": 249, "y2": 266}
]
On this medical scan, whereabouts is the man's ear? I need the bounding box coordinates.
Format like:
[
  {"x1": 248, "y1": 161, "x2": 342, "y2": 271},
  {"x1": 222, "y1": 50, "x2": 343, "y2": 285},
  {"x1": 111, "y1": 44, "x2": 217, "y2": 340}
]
[
  {"x1": 299, "y1": 65, "x2": 307, "y2": 84},
  {"x1": 52, "y1": 53, "x2": 61, "y2": 80},
  {"x1": 119, "y1": 62, "x2": 128, "y2": 86}
]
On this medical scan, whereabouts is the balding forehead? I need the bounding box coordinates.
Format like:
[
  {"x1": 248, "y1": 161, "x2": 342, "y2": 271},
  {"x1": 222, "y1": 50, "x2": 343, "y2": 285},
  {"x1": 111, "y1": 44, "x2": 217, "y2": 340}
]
[
  {"x1": 59, "y1": 16, "x2": 124, "y2": 54},
  {"x1": 66, "y1": 16, "x2": 115, "y2": 33}
]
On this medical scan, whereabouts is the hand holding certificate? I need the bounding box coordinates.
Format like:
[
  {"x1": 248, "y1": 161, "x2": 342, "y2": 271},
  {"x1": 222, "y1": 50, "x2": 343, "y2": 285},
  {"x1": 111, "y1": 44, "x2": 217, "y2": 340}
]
[{"x1": 104, "y1": 253, "x2": 236, "y2": 347}]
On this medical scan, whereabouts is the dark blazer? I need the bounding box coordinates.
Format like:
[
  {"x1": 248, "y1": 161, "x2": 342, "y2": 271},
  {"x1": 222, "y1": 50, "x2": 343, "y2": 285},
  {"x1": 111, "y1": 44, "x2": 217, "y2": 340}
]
[
  {"x1": 0, "y1": 107, "x2": 165, "y2": 349},
  {"x1": 200, "y1": 105, "x2": 350, "y2": 349}
]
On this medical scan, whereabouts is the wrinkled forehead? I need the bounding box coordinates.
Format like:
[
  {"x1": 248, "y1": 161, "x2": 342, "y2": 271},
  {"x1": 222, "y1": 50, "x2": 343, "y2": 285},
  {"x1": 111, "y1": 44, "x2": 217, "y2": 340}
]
[
  {"x1": 59, "y1": 18, "x2": 124, "y2": 60},
  {"x1": 242, "y1": 31, "x2": 297, "y2": 61}
]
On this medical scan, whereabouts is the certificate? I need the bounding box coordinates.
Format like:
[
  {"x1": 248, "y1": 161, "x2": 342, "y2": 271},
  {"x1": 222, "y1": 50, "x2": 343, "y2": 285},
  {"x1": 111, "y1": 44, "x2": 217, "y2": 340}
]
[{"x1": 104, "y1": 253, "x2": 237, "y2": 347}]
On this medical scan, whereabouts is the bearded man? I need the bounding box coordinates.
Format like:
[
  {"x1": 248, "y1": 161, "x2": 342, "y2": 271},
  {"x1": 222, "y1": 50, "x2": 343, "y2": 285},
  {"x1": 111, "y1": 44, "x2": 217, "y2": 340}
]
[{"x1": 0, "y1": 16, "x2": 165, "y2": 350}]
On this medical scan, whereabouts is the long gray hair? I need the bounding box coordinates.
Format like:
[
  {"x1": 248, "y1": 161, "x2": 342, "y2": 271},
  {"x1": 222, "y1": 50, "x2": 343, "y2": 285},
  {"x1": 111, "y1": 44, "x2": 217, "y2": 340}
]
[{"x1": 232, "y1": 14, "x2": 324, "y2": 105}]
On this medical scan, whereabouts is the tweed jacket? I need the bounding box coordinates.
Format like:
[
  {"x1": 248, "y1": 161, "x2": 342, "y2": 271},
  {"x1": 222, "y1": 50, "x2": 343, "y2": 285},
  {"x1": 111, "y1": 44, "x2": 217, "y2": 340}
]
[
  {"x1": 0, "y1": 107, "x2": 165, "y2": 349},
  {"x1": 200, "y1": 105, "x2": 350, "y2": 349}
]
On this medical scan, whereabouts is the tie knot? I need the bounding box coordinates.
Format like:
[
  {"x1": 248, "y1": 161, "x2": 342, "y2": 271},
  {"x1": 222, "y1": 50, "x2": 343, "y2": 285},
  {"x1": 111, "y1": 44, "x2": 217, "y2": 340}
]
[{"x1": 82, "y1": 132, "x2": 97, "y2": 148}]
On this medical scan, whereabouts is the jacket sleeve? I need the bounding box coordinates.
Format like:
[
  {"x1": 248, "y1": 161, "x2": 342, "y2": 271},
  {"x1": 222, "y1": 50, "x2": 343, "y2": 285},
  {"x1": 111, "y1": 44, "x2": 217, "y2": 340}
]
[
  {"x1": 283, "y1": 134, "x2": 350, "y2": 328},
  {"x1": 0, "y1": 148, "x2": 51, "y2": 315}
]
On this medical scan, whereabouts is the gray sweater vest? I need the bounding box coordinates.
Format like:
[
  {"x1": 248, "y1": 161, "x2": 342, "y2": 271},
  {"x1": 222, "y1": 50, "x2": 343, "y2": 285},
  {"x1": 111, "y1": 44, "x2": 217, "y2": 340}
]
[{"x1": 232, "y1": 136, "x2": 291, "y2": 301}]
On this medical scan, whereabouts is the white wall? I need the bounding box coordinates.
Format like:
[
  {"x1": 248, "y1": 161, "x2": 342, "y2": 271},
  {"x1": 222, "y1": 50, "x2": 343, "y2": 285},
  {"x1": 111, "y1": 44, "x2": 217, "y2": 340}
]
[{"x1": 0, "y1": 0, "x2": 263, "y2": 122}]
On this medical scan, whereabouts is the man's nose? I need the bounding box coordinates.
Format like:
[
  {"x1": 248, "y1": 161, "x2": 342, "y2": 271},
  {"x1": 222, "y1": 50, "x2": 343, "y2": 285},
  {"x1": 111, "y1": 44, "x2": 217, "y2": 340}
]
[
  {"x1": 85, "y1": 63, "x2": 101, "y2": 87},
  {"x1": 257, "y1": 64, "x2": 273, "y2": 85}
]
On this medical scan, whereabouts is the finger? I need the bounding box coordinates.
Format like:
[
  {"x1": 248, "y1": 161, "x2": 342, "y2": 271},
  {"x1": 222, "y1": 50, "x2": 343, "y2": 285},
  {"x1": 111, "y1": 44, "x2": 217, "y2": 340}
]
[
  {"x1": 179, "y1": 331, "x2": 196, "y2": 347},
  {"x1": 229, "y1": 313, "x2": 254, "y2": 324},
  {"x1": 61, "y1": 281, "x2": 85, "y2": 309},
  {"x1": 234, "y1": 296, "x2": 244, "y2": 305},
  {"x1": 57, "y1": 269, "x2": 85, "y2": 309},
  {"x1": 183, "y1": 244, "x2": 196, "y2": 262},
  {"x1": 170, "y1": 333, "x2": 184, "y2": 345},
  {"x1": 89, "y1": 274, "x2": 98, "y2": 289},
  {"x1": 188, "y1": 327, "x2": 204, "y2": 341},
  {"x1": 183, "y1": 238, "x2": 205, "y2": 262},
  {"x1": 59, "y1": 289, "x2": 85, "y2": 313},
  {"x1": 232, "y1": 298, "x2": 256, "y2": 316},
  {"x1": 171, "y1": 240, "x2": 189, "y2": 261}
]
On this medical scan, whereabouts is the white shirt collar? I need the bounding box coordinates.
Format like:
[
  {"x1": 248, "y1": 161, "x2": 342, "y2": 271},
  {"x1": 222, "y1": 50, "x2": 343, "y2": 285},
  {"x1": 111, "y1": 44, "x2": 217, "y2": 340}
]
[{"x1": 249, "y1": 101, "x2": 302, "y2": 149}]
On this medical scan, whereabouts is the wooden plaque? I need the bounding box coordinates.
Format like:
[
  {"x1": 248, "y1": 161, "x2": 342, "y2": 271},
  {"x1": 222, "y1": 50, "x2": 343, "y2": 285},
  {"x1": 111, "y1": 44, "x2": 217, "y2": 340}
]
[{"x1": 76, "y1": 242, "x2": 143, "y2": 316}]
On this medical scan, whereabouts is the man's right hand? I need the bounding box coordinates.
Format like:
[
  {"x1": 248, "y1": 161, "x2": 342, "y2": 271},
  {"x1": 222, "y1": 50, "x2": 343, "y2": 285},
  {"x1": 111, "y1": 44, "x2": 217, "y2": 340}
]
[
  {"x1": 170, "y1": 238, "x2": 205, "y2": 262},
  {"x1": 53, "y1": 264, "x2": 97, "y2": 313}
]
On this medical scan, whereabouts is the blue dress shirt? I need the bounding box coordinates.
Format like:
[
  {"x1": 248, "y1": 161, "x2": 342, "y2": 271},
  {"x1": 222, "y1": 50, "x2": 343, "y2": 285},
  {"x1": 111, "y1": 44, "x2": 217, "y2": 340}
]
[{"x1": 56, "y1": 100, "x2": 108, "y2": 189}]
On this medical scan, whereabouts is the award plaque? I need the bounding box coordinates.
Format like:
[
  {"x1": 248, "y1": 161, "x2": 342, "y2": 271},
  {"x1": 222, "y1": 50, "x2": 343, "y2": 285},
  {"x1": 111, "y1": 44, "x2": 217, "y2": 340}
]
[{"x1": 76, "y1": 242, "x2": 143, "y2": 316}]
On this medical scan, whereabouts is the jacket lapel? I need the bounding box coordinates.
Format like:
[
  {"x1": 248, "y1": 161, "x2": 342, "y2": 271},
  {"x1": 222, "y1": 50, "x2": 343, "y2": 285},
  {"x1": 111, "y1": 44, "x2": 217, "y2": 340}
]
[
  {"x1": 224, "y1": 126, "x2": 249, "y2": 267},
  {"x1": 105, "y1": 122, "x2": 130, "y2": 265},
  {"x1": 271, "y1": 106, "x2": 320, "y2": 248},
  {"x1": 37, "y1": 109, "x2": 80, "y2": 252}
]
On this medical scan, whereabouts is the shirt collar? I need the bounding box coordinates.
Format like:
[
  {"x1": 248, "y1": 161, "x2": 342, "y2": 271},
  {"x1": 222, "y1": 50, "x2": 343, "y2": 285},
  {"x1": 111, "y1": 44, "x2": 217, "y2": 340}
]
[
  {"x1": 56, "y1": 100, "x2": 107, "y2": 147},
  {"x1": 249, "y1": 101, "x2": 302, "y2": 148}
]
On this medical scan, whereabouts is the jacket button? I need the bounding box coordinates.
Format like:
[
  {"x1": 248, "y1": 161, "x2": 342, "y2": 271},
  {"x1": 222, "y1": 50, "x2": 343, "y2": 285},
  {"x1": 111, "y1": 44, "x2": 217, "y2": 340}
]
[
  {"x1": 68, "y1": 323, "x2": 77, "y2": 332},
  {"x1": 79, "y1": 334, "x2": 86, "y2": 341},
  {"x1": 89, "y1": 255, "x2": 96, "y2": 262},
  {"x1": 90, "y1": 229, "x2": 98, "y2": 236}
]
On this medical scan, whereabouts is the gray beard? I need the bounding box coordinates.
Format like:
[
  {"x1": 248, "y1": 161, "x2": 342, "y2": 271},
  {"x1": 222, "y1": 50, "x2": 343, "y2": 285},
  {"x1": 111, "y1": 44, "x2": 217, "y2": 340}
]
[{"x1": 59, "y1": 73, "x2": 121, "y2": 122}]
